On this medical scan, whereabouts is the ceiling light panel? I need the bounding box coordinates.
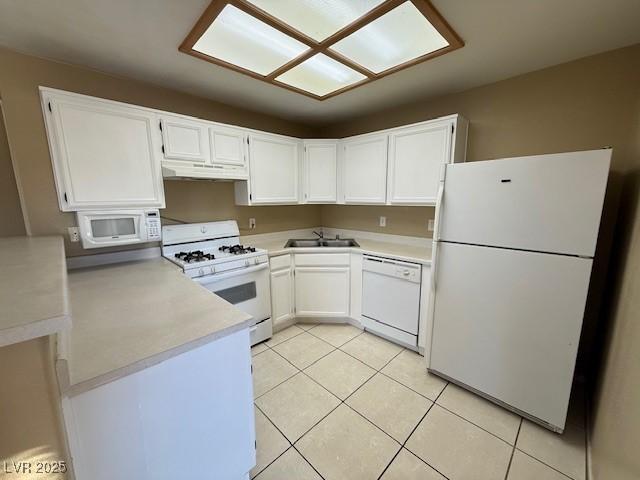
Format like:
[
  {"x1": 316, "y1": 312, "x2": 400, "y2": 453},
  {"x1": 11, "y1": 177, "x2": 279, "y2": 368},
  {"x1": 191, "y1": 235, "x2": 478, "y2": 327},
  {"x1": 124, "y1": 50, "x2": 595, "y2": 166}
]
[
  {"x1": 192, "y1": 4, "x2": 309, "y2": 76},
  {"x1": 245, "y1": 0, "x2": 386, "y2": 42},
  {"x1": 275, "y1": 53, "x2": 366, "y2": 97},
  {"x1": 330, "y1": 1, "x2": 449, "y2": 73}
]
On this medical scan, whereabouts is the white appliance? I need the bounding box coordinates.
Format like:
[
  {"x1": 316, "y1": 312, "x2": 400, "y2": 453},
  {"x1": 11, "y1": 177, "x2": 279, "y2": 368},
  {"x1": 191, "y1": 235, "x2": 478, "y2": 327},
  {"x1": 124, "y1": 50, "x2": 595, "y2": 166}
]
[
  {"x1": 76, "y1": 209, "x2": 161, "y2": 249},
  {"x1": 161, "y1": 220, "x2": 272, "y2": 345},
  {"x1": 362, "y1": 255, "x2": 422, "y2": 349},
  {"x1": 427, "y1": 149, "x2": 611, "y2": 432}
]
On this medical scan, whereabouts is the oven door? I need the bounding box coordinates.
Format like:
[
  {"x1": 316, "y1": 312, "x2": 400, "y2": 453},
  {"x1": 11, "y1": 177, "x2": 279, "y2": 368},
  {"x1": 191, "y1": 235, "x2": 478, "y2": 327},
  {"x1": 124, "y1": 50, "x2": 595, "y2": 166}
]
[{"x1": 195, "y1": 263, "x2": 271, "y2": 326}]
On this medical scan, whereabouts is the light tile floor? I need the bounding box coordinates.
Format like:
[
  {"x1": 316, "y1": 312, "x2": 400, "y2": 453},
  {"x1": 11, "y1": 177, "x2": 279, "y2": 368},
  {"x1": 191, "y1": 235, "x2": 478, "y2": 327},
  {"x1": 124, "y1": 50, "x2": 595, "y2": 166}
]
[{"x1": 250, "y1": 325, "x2": 586, "y2": 480}]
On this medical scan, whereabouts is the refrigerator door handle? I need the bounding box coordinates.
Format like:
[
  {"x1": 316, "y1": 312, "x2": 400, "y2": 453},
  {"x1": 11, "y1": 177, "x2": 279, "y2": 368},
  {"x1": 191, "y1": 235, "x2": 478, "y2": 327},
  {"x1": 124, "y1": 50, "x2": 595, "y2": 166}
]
[
  {"x1": 425, "y1": 167, "x2": 446, "y2": 368},
  {"x1": 430, "y1": 165, "x2": 447, "y2": 290}
]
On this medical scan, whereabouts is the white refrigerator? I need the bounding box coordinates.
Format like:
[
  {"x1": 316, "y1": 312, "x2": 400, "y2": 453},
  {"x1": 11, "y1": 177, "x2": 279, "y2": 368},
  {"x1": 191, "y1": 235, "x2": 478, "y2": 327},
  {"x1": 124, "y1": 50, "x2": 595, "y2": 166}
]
[{"x1": 427, "y1": 149, "x2": 611, "y2": 432}]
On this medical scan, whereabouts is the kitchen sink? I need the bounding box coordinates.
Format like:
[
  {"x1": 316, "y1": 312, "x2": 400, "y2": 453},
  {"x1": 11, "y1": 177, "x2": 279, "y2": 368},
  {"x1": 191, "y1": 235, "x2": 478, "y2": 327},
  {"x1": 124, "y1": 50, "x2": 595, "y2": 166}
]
[
  {"x1": 285, "y1": 239, "x2": 324, "y2": 247},
  {"x1": 284, "y1": 238, "x2": 359, "y2": 248},
  {"x1": 320, "y1": 239, "x2": 359, "y2": 247}
]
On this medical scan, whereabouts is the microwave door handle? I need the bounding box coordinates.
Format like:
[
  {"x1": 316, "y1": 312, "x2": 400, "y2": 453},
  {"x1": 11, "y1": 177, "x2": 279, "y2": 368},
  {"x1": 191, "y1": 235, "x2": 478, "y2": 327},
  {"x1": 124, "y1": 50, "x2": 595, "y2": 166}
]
[{"x1": 193, "y1": 262, "x2": 269, "y2": 284}]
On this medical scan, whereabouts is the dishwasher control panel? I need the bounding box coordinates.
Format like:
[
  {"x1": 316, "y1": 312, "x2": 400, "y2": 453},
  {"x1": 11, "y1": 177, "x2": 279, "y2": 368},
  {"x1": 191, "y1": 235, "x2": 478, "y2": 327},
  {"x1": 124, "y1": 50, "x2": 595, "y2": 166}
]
[{"x1": 362, "y1": 255, "x2": 421, "y2": 283}]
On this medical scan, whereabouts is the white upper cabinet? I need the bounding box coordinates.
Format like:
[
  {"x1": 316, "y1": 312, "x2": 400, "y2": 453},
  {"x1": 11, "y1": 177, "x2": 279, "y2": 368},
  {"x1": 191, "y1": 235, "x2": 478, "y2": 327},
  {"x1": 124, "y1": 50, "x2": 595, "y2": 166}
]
[
  {"x1": 340, "y1": 134, "x2": 388, "y2": 204},
  {"x1": 41, "y1": 88, "x2": 165, "y2": 211},
  {"x1": 159, "y1": 115, "x2": 210, "y2": 163},
  {"x1": 388, "y1": 120, "x2": 452, "y2": 205},
  {"x1": 242, "y1": 132, "x2": 300, "y2": 204},
  {"x1": 303, "y1": 140, "x2": 337, "y2": 203},
  {"x1": 210, "y1": 124, "x2": 247, "y2": 168}
]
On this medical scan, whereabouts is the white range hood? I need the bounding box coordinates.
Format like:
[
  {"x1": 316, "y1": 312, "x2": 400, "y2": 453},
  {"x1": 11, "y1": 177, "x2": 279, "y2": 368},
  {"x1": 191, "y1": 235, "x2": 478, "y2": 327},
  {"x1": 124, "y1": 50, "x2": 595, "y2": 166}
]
[{"x1": 161, "y1": 163, "x2": 248, "y2": 181}]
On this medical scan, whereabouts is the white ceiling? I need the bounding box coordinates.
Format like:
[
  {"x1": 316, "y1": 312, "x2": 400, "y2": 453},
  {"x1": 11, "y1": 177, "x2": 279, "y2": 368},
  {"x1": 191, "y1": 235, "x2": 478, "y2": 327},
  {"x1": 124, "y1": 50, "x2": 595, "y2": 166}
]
[{"x1": 1, "y1": 0, "x2": 639, "y2": 126}]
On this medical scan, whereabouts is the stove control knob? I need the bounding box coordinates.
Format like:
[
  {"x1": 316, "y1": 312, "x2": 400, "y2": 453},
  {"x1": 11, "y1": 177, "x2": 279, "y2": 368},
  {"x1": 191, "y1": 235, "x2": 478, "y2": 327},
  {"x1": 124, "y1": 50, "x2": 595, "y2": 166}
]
[
  {"x1": 245, "y1": 260, "x2": 250, "y2": 267},
  {"x1": 254, "y1": 258, "x2": 260, "y2": 265},
  {"x1": 198, "y1": 268, "x2": 205, "y2": 276}
]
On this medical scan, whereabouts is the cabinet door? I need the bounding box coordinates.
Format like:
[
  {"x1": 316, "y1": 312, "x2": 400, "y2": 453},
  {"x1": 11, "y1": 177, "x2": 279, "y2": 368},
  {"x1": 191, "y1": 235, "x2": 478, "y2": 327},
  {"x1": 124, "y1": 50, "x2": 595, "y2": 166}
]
[
  {"x1": 210, "y1": 124, "x2": 246, "y2": 167},
  {"x1": 249, "y1": 133, "x2": 300, "y2": 204},
  {"x1": 304, "y1": 142, "x2": 337, "y2": 203},
  {"x1": 43, "y1": 92, "x2": 164, "y2": 211},
  {"x1": 294, "y1": 267, "x2": 350, "y2": 317},
  {"x1": 160, "y1": 115, "x2": 210, "y2": 163},
  {"x1": 341, "y1": 135, "x2": 388, "y2": 204},
  {"x1": 388, "y1": 122, "x2": 451, "y2": 204},
  {"x1": 270, "y1": 268, "x2": 293, "y2": 328}
]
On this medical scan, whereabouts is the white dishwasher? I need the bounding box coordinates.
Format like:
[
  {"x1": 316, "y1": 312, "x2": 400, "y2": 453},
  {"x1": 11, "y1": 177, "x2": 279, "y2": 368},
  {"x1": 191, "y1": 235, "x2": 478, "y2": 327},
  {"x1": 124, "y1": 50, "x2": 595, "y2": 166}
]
[{"x1": 361, "y1": 255, "x2": 422, "y2": 349}]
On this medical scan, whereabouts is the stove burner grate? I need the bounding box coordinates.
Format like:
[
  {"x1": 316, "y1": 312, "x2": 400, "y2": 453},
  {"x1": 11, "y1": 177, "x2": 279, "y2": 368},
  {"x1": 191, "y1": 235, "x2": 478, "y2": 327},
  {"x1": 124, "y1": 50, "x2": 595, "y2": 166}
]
[
  {"x1": 219, "y1": 244, "x2": 257, "y2": 255},
  {"x1": 174, "y1": 250, "x2": 215, "y2": 263}
]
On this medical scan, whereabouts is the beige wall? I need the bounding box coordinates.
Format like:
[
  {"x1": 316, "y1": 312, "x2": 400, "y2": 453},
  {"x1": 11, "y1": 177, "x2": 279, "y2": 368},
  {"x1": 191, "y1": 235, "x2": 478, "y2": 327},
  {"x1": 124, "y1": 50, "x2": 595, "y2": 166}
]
[
  {"x1": 1, "y1": 42, "x2": 639, "y2": 480},
  {"x1": 0, "y1": 103, "x2": 25, "y2": 237},
  {"x1": 590, "y1": 119, "x2": 640, "y2": 479},
  {"x1": 0, "y1": 47, "x2": 318, "y2": 256},
  {"x1": 0, "y1": 337, "x2": 67, "y2": 479},
  {"x1": 320, "y1": 44, "x2": 640, "y2": 480},
  {"x1": 320, "y1": 45, "x2": 640, "y2": 238},
  {"x1": 321, "y1": 205, "x2": 434, "y2": 237},
  {"x1": 163, "y1": 181, "x2": 321, "y2": 234}
]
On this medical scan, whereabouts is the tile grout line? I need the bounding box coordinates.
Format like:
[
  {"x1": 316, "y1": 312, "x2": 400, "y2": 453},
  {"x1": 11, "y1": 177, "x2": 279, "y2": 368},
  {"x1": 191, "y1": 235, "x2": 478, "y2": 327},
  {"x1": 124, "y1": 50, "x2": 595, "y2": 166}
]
[
  {"x1": 257, "y1": 325, "x2": 579, "y2": 480},
  {"x1": 503, "y1": 418, "x2": 523, "y2": 480},
  {"x1": 254, "y1": 326, "x2": 451, "y2": 479},
  {"x1": 290, "y1": 443, "x2": 327, "y2": 480},
  {"x1": 514, "y1": 448, "x2": 578, "y2": 480},
  {"x1": 379, "y1": 382, "x2": 452, "y2": 480},
  {"x1": 433, "y1": 400, "x2": 517, "y2": 448},
  {"x1": 254, "y1": 401, "x2": 328, "y2": 480},
  {"x1": 252, "y1": 403, "x2": 294, "y2": 479}
]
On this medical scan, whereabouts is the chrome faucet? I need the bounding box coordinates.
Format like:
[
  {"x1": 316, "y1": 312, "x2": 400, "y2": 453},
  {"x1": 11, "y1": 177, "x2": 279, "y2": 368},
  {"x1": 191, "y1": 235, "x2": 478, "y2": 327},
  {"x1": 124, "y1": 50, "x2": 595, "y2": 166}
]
[{"x1": 312, "y1": 230, "x2": 324, "y2": 239}]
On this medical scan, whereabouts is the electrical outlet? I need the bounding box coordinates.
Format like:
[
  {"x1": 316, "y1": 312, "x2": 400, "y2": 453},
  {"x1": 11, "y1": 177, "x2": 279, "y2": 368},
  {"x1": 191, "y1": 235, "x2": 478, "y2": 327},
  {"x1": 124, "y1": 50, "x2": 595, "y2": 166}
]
[
  {"x1": 379, "y1": 216, "x2": 386, "y2": 227},
  {"x1": 68, "y1": 226, "x2": 80, "y2": 243},
  {"x1": 428, "y1": 219, "x2": 435, "y2": 231},
  {"x1": 249, "y1": 218, "x2": 256, "y2": 229}
]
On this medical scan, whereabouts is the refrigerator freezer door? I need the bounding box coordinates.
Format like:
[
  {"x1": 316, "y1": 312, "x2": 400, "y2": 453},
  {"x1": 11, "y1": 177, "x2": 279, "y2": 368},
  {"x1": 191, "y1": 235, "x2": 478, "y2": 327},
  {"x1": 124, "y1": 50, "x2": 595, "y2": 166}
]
[
  {"x1": 438, "y1": 149, "x2": 610, "y2": 257},
  {"x1": 429, "y1": 242, "x2": 592, "y2": 430}
]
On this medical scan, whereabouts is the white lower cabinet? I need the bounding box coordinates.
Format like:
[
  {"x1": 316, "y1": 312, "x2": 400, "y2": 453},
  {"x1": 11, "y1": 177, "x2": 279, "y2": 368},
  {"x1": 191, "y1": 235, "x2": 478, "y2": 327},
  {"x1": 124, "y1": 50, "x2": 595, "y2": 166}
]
[
  {"x1": 294, "y1": 254, "x2": 350, "y2": 318},
  {"x1": 270, "y1": 255, "x2": 294, "y2": 329},
  {"x1": 63, "y1": 329, "x2": 255, "y2": 480}
]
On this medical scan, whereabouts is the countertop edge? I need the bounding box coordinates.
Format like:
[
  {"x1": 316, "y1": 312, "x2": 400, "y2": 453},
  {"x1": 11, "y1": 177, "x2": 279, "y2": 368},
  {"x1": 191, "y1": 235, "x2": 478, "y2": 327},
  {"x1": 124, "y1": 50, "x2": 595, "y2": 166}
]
[
  {"x1": 0, "y1": 313, "x2": 72, "y2": 348},
  {"x1": 263, "y1": 245, "x2": 432, "y2": 265},
  {"x1": 61, "y1": 317, "x2": 252, "y2": 397}
]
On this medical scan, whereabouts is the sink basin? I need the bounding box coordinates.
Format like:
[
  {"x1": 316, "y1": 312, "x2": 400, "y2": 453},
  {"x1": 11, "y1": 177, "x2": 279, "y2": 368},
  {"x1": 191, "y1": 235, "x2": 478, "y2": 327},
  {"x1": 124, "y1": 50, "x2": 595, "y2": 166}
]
[
  {"x1": 284, "y1": 239, "x2": 324, "y2": 248},
  {"x1": 320, "y1": 239, "x2": 360, "y2": 247},
  {"x1": 284, "y1": 238, "x2": 359, "y2": 248}
]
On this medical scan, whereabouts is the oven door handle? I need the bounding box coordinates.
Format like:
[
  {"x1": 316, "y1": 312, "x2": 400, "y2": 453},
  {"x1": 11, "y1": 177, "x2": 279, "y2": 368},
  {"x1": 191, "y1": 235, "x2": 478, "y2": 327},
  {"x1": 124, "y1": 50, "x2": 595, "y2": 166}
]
[{"x1": 193, "y1": 262, "x2": 269, "y2": 284}]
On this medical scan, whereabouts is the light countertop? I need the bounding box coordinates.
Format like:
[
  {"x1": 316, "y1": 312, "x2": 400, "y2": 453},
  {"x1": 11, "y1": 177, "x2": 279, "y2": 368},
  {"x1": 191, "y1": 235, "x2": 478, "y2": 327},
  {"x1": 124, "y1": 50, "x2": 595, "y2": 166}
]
[
  {"x1": 247, "y1": 237, "x2": 432, "y2": 265},
  {"x1": 59, "y1": 258, "x2": 252, "y2": 396},
  {"x1": 0, "y1": 236, "x2": 71, "y2": 348}
]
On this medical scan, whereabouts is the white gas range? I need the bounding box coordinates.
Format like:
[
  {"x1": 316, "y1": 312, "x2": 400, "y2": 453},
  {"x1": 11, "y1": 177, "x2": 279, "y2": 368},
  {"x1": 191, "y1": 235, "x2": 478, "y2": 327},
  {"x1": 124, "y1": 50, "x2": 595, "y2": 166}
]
[{"x1": 162, "y1": 220, "x2": 272, "y2": 345}]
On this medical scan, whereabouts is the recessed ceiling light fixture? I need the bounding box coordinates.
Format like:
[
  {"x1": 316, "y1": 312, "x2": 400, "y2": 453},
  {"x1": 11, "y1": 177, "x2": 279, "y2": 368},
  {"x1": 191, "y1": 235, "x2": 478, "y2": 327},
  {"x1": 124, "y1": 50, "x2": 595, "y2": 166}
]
[{"x1": 180, "y1": 0, "x2": 463, "y2": 100}]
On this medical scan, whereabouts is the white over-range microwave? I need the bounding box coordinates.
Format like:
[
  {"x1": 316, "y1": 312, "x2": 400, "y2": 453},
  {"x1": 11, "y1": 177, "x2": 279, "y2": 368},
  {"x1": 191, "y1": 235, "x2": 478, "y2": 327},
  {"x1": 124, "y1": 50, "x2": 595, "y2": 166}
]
[{"x1": 76, "y1": 209, "x2": 161, "y2": 249}]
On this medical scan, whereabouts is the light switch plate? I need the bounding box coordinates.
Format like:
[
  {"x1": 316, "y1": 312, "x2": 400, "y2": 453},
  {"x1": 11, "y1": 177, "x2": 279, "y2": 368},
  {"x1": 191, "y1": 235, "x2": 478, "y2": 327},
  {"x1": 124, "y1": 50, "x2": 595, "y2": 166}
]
[
  {"x1": 249, "y1": 218, "x2": 256, "y2": 229},
  {"x1": 379, "y1": 216, "x2": 386, "y2": 227},
  {"x1": 428, "y1": 219, "x2": 435, "y2": 231}
]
